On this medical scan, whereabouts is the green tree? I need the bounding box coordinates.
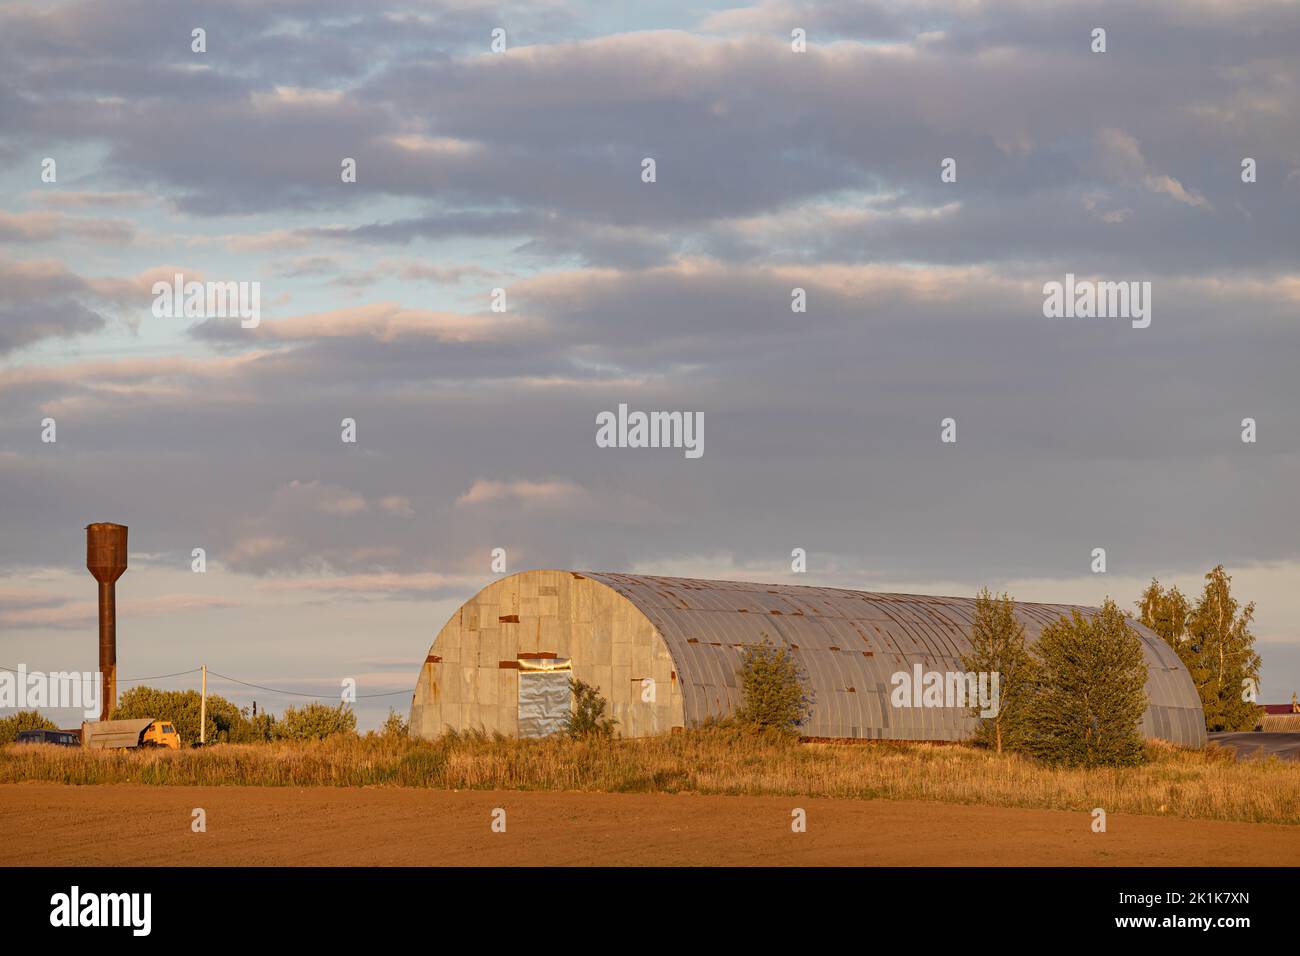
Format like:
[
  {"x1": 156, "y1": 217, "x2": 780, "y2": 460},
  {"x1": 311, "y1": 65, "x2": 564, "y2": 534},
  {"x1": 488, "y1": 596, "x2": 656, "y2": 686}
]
[
  {"x1": 112, "y1": 686, "x2": 241, "y2": 744},
  {"x1": 960, "y1": 588, "x2": 1037, "y2": 753},
  {"x1": 237, "y1": 710, "x2": 278, "y2": 743},
  {"x1": 735, "y1": 640, "x2": 812, "y2": 732},
  {"x1": 1185, "y1": 566, "x2": 1261, "y2": 732},
  {"x1": 1025, "y1": 599, "x2": 1149, "y2": 767},
  {"x1": 274, "y1": 702, "x2": 357, "y2": 740},
  {"x1": 112, "y1": 686, "x2": 280, "y2": 744},
  {"x1": 1136, "y1": 579, "x2": 1191, "y2": 651},
  {"x1": 0, "y1": 710, "x2": 58, "y2": 744},
  {"x1": 563, "y1": 678, "x2": 617, "y2": 738}
]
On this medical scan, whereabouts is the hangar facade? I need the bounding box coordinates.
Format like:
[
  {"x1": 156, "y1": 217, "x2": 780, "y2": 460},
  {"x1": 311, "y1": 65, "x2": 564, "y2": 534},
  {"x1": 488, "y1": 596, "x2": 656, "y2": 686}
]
[{"x1": 409, "y1": 570, "x2": 1207, "y2": 746}]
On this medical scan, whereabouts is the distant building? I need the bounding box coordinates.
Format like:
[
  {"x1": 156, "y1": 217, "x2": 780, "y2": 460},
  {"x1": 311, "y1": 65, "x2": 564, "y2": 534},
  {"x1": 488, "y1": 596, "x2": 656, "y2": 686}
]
[
  {"x1": 410, "y1": 570, "x2": 1207, "y2": 746},
  {"x1": 1259, "y1": 693, "x2": 1300, "y2": 716},
  {"x1": 1257, "y1": 694, "x2": 1300, "y2": 731}
]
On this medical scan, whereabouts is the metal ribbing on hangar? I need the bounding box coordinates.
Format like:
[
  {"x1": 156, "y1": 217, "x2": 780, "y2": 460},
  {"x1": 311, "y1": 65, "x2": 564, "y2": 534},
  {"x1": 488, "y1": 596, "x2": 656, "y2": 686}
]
[
  {"x1": 579, "y1": 572, "x2": 1207, "y2": 747},
  {"x1": 410, "y1": 570, "x2": 1207, "y2": 746}
]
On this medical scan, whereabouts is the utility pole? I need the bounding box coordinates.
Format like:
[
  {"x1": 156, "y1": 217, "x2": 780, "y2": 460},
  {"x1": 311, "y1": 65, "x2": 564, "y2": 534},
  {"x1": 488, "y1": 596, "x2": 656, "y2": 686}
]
[{"x1": 200, "y1": 664, "x2": 207, "y2": 746}]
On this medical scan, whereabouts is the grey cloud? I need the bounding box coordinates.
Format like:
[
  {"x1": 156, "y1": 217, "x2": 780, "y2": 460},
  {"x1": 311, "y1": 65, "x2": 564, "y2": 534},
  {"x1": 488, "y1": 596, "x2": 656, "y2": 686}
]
[
  {"x1": 3, "y1": 263, "x2": 1297, "y2": 582},
  {"x1": 2, "y1": 0, "x2": 1295, "y2": 272},
  {"x1": 0, "y1": 303, "x2": 105, "y2": 355},
  {"x1": 0, "y1": 259, "x2": 118, "y2": 354}
]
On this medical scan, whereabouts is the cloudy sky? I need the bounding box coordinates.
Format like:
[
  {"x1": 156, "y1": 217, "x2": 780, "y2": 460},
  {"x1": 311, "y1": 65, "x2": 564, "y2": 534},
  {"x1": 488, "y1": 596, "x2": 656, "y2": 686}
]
[{"x1": 2, "y1": 0, "x2": 1298, "y2": 729}]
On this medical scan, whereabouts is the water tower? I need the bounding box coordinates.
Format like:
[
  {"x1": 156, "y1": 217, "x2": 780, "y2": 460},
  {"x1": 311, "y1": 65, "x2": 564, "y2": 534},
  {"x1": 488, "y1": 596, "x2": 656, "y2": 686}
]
[{"x1": 86, "y1": 523, "x2": 128, "y2": 720}]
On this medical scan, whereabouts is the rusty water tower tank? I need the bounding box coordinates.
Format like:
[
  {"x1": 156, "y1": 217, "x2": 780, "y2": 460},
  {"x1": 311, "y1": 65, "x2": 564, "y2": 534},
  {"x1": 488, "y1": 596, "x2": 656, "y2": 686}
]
[{"x1": 86, "y1": 523, "x2": 128, "y2": 721}]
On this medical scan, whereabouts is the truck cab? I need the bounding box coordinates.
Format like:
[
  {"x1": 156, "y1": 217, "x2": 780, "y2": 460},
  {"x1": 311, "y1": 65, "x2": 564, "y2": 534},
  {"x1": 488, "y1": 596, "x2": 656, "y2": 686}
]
[{"x1": 142, "y1": 721, "x2": 181, "y2": 748}]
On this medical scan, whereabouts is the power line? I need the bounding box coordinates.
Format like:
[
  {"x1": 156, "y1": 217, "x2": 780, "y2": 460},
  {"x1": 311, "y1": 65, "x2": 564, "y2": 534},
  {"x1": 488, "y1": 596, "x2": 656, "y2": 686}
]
[
  {"x1": 122, "y1": 668, "x2": 204, "y2": 683},
  {"x1": 204, "y1": 671, "x2": 410, "y2": 697},
  {"x1": 0, "y1": 665, "x2": 201, "y2": 682},
  {"x1": 0, "y1": 664, "x2": 411, "y2": 699}
]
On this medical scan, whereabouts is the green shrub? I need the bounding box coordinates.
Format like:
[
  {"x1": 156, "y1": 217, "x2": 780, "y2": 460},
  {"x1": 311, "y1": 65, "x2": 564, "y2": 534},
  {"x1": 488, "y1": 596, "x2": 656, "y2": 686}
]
[
  {"x1": 0, "y1": 710, "x2": 58, "y2": 744},
  {"x1": 235, "y1": 710, "x2": 278, "y2": 743},
  {"x1": 735, "y1": 640, "x2": 812, "y2": 732},
  {"x1": 381, "y1": 709, "x2": 409, "y2": 738},
  {"x1": 1025, "y1": 599, "x2": 1149, "y2": 767},
  {"x1": 274, "y1": 702, "x2": 358, "y2": 741},
  {"x1": 564, "y1": 679, "x2": 617, "y2": 738}
]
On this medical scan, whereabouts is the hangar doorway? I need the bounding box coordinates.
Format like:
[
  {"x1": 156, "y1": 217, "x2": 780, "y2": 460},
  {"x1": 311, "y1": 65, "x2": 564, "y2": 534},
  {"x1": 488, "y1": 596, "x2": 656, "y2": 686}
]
[{"x1": 517, "y1": 657, "x2": 572, "y2": 738}]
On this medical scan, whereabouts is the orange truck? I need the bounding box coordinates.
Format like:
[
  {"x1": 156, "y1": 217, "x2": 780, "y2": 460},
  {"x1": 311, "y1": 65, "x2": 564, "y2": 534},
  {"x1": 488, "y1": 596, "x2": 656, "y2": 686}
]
[{"x1": 81, "y1": 718, "x2": 182, "y2": 749}]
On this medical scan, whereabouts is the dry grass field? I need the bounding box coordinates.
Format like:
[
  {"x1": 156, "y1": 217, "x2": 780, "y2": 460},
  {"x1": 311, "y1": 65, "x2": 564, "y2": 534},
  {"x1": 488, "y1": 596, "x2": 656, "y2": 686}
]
[{"x1": 3, "y1": 727, "x2": 1299, "y2": 825}]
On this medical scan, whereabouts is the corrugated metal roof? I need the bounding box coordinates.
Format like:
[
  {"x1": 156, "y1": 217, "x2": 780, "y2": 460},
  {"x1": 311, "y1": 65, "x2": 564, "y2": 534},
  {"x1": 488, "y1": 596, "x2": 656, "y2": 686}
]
[{"x1": 581, "y1": 573, "x2": 1207, "y2": 747}]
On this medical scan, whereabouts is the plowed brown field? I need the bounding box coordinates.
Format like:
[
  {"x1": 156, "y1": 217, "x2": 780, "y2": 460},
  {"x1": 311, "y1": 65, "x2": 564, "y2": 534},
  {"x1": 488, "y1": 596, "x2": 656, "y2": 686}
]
[{"x1": 3, "y1": 783, "x2": 1297, "y2": 866}]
